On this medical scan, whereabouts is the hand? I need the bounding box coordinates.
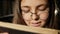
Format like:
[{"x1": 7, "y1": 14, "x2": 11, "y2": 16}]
[{"x1": 0, "y1": 32, "x2": 9, "y2": 34}]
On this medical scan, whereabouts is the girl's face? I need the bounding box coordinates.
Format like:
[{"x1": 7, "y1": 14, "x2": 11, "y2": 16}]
[{"x1": 21, "y1": 0, "x2": 49, "y2": 27}]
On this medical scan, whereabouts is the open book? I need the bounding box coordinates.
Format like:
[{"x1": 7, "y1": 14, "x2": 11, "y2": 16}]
[{"x1": 0, "y1": 21, "x2": 60, "y2": 34}]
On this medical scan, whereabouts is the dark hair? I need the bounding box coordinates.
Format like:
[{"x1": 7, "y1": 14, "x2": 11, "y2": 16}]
[{"x1": 13, "y1": 0, "x2": 58, "y2": 30}]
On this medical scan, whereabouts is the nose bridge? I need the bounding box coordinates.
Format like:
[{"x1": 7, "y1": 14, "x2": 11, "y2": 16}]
[
  {"x1": 30, "y1": 7, "x2": 39, "y2": 20},
  {"x1": 31, "y1": 8, "x2": 39, "y2": 20},
  {"x1": 31, "y1": 7, "x2": 36, "y2": 14}
]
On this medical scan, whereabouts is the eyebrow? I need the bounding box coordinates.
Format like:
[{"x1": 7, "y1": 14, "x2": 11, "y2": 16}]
[
  {"x1": 21, "y1": 4, "x2": 48, "y2": 9},
  {"x1": 37, "y1": 4, "x2": 46, "y2": 8},
  {"x1": 37, "y1": 4, "x2": 48, "y2": 10},
  {"x1": 21, "y1": 6, "x2": 30, "y2": 8}
]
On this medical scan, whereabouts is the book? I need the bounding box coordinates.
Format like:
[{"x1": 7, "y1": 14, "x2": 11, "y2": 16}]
[{"x1": 0, "y1": 21, "x2": 59, "y2": 34}]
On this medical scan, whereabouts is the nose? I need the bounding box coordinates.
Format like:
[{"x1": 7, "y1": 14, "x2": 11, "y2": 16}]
[
  {"x1": 31, "y1": 8, "x2": 39, "y2": 20},
  {"x1": 31, "y1": 14, "x2": 39, "y2": 20}
]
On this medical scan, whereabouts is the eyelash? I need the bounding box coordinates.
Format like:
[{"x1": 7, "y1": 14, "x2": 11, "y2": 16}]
[
  {"x1": 22, "y1": 9, "x2": 30, "y2": 13},
  {"x1": 38, "y1": 8, "x2": 45, "y2": 11},
  {"x1": 22, "y1": 8, "x2": 45, "y2": 13},
  {"x1": 21, "y1": 7, "x2": 47, "y2": 13},
  {"x1": 38, "y1": 6, "x2": 48, "y2": 11}
]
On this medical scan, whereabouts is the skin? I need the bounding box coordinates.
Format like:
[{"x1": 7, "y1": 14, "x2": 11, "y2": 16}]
[
  {"x1": 21, "y1": 0, "x2": 49, "y2": 27},
  {"x1": 0, "y1": 32, "x2": 8, "y2": 34}
]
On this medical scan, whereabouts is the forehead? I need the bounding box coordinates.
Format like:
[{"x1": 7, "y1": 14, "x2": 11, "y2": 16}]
[{"x1": 21, "y1": 0, "x2": 48, "y2": 6}]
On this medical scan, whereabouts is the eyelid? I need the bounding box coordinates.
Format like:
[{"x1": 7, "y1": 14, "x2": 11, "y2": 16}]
[
  {"x1": 37, "y1": 4, "x2": 46, "y2": 8},
  {"x1": 21, "y1": 6, "x2": 30, "y2": 9},
  {"x1": 21, "y1": 6, "x2": 30, "y2": 13},
  {"x1": 21, "y1": 9, "x2": 30, "y2": 13},
  {"x1": 38, "y1": 6, "x2": 45, "y2": 10},
  {"x1": 21, "y1": 6, "x2": 30, "y2": 10},
  {"x1": 38, "y1": 7, "x2": 46, "y2": 11},
  {"x1": 22, "y1": 10, "x2": 30, "y2": 13},
  {"x1": 38, "y1": 5, "x2": 48, "y2": 11}
]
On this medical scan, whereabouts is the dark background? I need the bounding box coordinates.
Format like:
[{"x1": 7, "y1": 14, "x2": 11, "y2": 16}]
[
  {"x1": 0, "y1": 0, "x2": 14, "y2": 22},
  {"x1": 56, "y1": 0, "x2": 60, "y2": 29}
]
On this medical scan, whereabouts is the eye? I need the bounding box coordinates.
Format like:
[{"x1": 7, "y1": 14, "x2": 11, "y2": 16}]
[
  {"x1": 21, "y1": 7, "x2": 30, "y2": 13},
  {"x1": 21, "y1": 9, "x2": 30, "y2": 13},
  {"x1": 38, "y1": 6, "x2": 46, "y2": 11}
]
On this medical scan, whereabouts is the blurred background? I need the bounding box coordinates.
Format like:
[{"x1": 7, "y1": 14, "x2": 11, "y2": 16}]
[
  {"x1": 0, "y1": 0, "x2": 60, "y2": 29},
  {"x1": 0, "y1": 0, "x2": 14, "y2": 22}
]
